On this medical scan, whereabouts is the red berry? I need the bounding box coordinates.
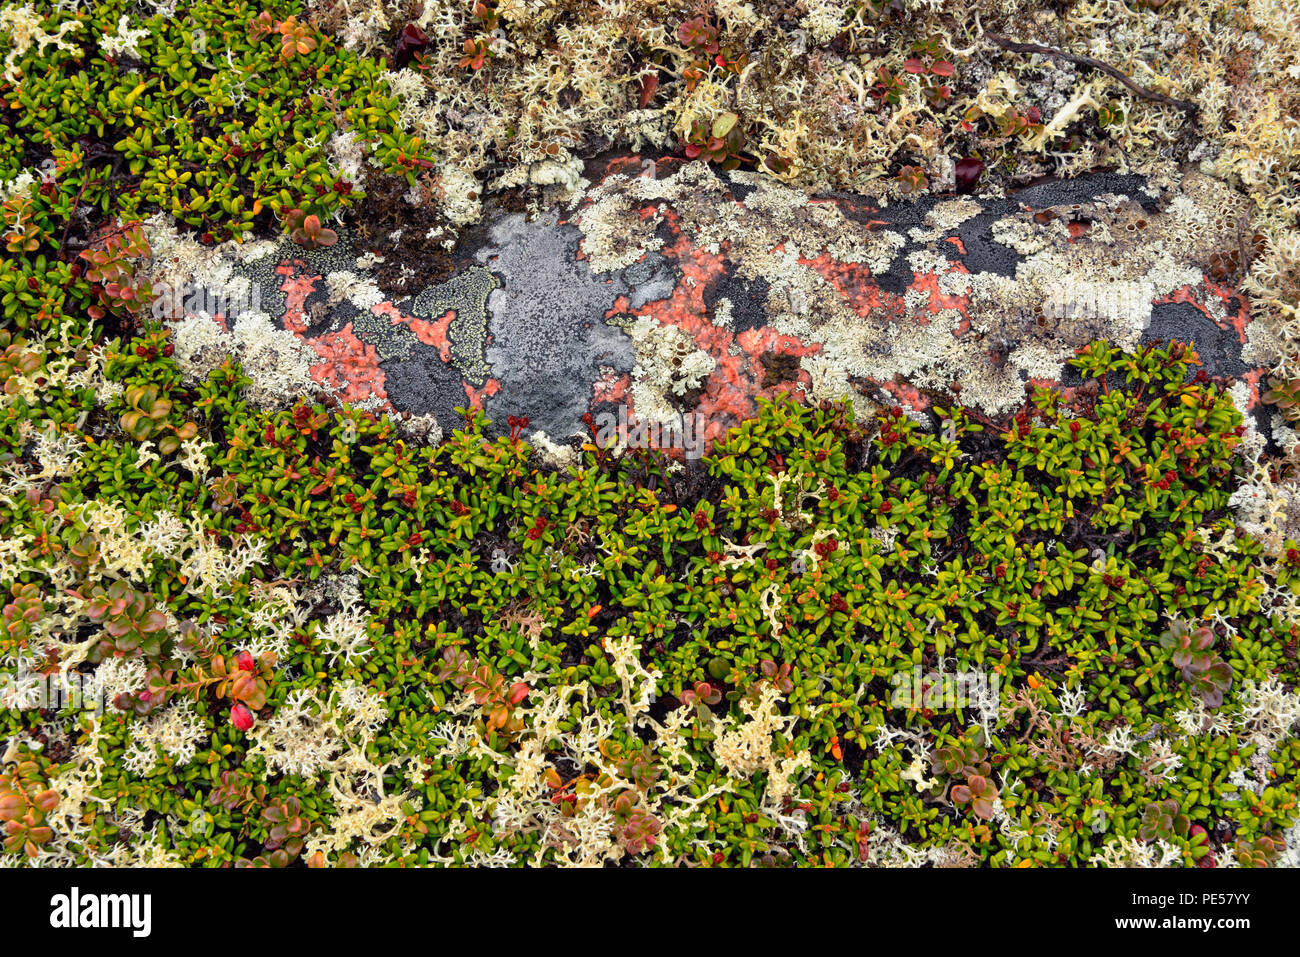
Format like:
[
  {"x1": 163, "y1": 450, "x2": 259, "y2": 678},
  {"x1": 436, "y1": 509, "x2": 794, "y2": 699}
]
[
  {"x1": 234, "y1": 651, "x2": 256, "y2": 672},
  {"x1": 230, "y1": 703, "x2": 254, "y2": 731}
]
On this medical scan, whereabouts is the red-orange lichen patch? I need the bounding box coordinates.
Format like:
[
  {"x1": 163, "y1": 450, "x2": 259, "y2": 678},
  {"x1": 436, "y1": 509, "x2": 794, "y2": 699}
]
[
  {"x1": 1154, "y1": 280, "x2": 1252, "y2": 344},
  {"x1": 611, "y1": 217, "x2": 822, "y2": 444},
  {"x1": 306, "y1": 322, "x2": 388, "y2": 404},
  {"x1": 874, "y1": 378, "x2": 930, "y2": 412},
  {"x1": 1240, "y1": 368, "x2": 1267, "y2": 412},
  {"x1": 592, "y1": 370, "x2": 631, "y2": 404},
  {"x1": 463, "y1": 378, "x2": 501, "y2": 410},
  {"x1": 812, "y1": 196, "x2": 883, "y2": 226},
  {"x1": 276, "y1": 261, "x2": 320, "y2": 335},
  {"x1": 602, "y1": 156, "x2": 645, "y2": 178},
  {"x1": 907, "y1": 268, "x2": 972, "y2": 321},
  {"x1": 799, "y1": 252, "x2": 904, "y2": 321},
  {"x1": 605, "y1": 294, "x2": 631, "y2": 318},
  {"x1": 387, "y1": 303, "x2": 455, "y2": 362}
]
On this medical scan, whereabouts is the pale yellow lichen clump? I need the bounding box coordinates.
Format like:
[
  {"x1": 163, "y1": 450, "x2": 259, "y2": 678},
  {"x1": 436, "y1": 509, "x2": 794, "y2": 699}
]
[
  {"x1": 625, "y1": 315, "x2": 716, "y2": 425},
  {"x1": 0, "y1": 3, "x2": 82, "y2": 83},
  {"x1": 405, "y1": 623, "x2": 811, "y2": 866}
]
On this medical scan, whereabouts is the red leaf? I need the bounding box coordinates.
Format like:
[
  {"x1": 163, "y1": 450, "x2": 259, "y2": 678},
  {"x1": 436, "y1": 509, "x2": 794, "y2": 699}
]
[
  {"x1": 638, "y1": 72, "x2": 658, "y2": 109},
  {"x1": 931, "y1": 60, "x2": 955, "y2": 77},
  {"x1": 392, "y1": 23, "x2": 428, "y2": 69}
]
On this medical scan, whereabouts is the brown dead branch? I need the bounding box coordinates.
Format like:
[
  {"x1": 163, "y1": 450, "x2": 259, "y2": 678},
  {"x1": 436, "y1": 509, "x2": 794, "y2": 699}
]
[{"x1": 987, "y1": 33, "x2": 1199, "y2": 117}]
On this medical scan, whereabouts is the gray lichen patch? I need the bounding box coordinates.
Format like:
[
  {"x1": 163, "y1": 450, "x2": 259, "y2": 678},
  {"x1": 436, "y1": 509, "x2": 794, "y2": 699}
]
[
  {"x1": 621, "y1": 250, "x2": 677, "y2": 309},
  {"x1": 350, "y1": 309, "x2": 418, "y2": 362},
  {"x1": 475, "y1": 210, "x2": 637, "y2": 438}
]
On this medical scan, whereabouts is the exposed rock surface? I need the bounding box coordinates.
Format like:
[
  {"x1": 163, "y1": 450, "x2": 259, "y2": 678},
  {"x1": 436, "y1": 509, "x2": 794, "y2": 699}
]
[{"x1": 157, "y1": 156, "x2": 1269, "y2": 454}]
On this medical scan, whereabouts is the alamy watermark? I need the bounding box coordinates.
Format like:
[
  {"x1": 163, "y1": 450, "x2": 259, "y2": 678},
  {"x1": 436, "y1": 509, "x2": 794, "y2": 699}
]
[
  {"x1": 49, "y1": 887, "x2": 151, "y2": 937},
  {"x1": 1, "y1": 657, "x2": 107, "y2": 716},
  {"x1": 890, "y1": 666, "x2": 1001, "y2": 714},
  {"x1": 590, "y1": 406, "x2": 707, "y2": 460},
  {"x1": 150, "y1": 280, "x2": 262, "y2": 322}
]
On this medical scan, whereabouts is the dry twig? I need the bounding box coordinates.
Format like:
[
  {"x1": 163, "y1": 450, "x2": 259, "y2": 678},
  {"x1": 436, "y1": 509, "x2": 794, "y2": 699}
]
[{"x1": 987, "y1": 33, "x2": 1199, "y2": 117}]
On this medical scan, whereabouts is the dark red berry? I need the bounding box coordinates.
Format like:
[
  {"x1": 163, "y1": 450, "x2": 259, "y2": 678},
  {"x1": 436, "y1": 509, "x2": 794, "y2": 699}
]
[{"x1": 955, "y1": 156, "x2": 983, "y2": 194}]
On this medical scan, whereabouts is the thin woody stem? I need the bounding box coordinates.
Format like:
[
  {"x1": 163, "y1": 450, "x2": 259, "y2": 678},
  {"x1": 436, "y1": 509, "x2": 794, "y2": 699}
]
[{"x1": 987, "y1": 33, "x2": 1199, "y2": 116}]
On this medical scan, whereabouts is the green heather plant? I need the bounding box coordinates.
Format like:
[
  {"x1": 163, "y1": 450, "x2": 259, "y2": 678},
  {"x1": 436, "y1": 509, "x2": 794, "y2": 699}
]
[
  {"x1": 0, "y1": 331, "x2": 40, "y2": 395},
  {"x1": 1, "y1": 582, "x2": 43, "y2": 654},
  {"x1": 1160, "y1": 619, "x2": 1234, "y2": 707},
  {"x1": 247, "y1": 795, "x2": 311, "y2": 867},
  {"x1": 0, "y1": 0, "x2": 431, "y2": 269},
  {"x1": 683, "y1": 112, "x2": 748, "y2": 170},
  {"x1": 1234, "y1": 834, "x2": 1285, "y2": 868},
  {"x1": 79, "y1": 224, "x2": 152, "y2": 320},
  {"x1": 285, "y1": 207, "x2": 338, "y2": 249},
  {"x1": 1263, "y1": 377, "x2": 1300, "y2": 420}
]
